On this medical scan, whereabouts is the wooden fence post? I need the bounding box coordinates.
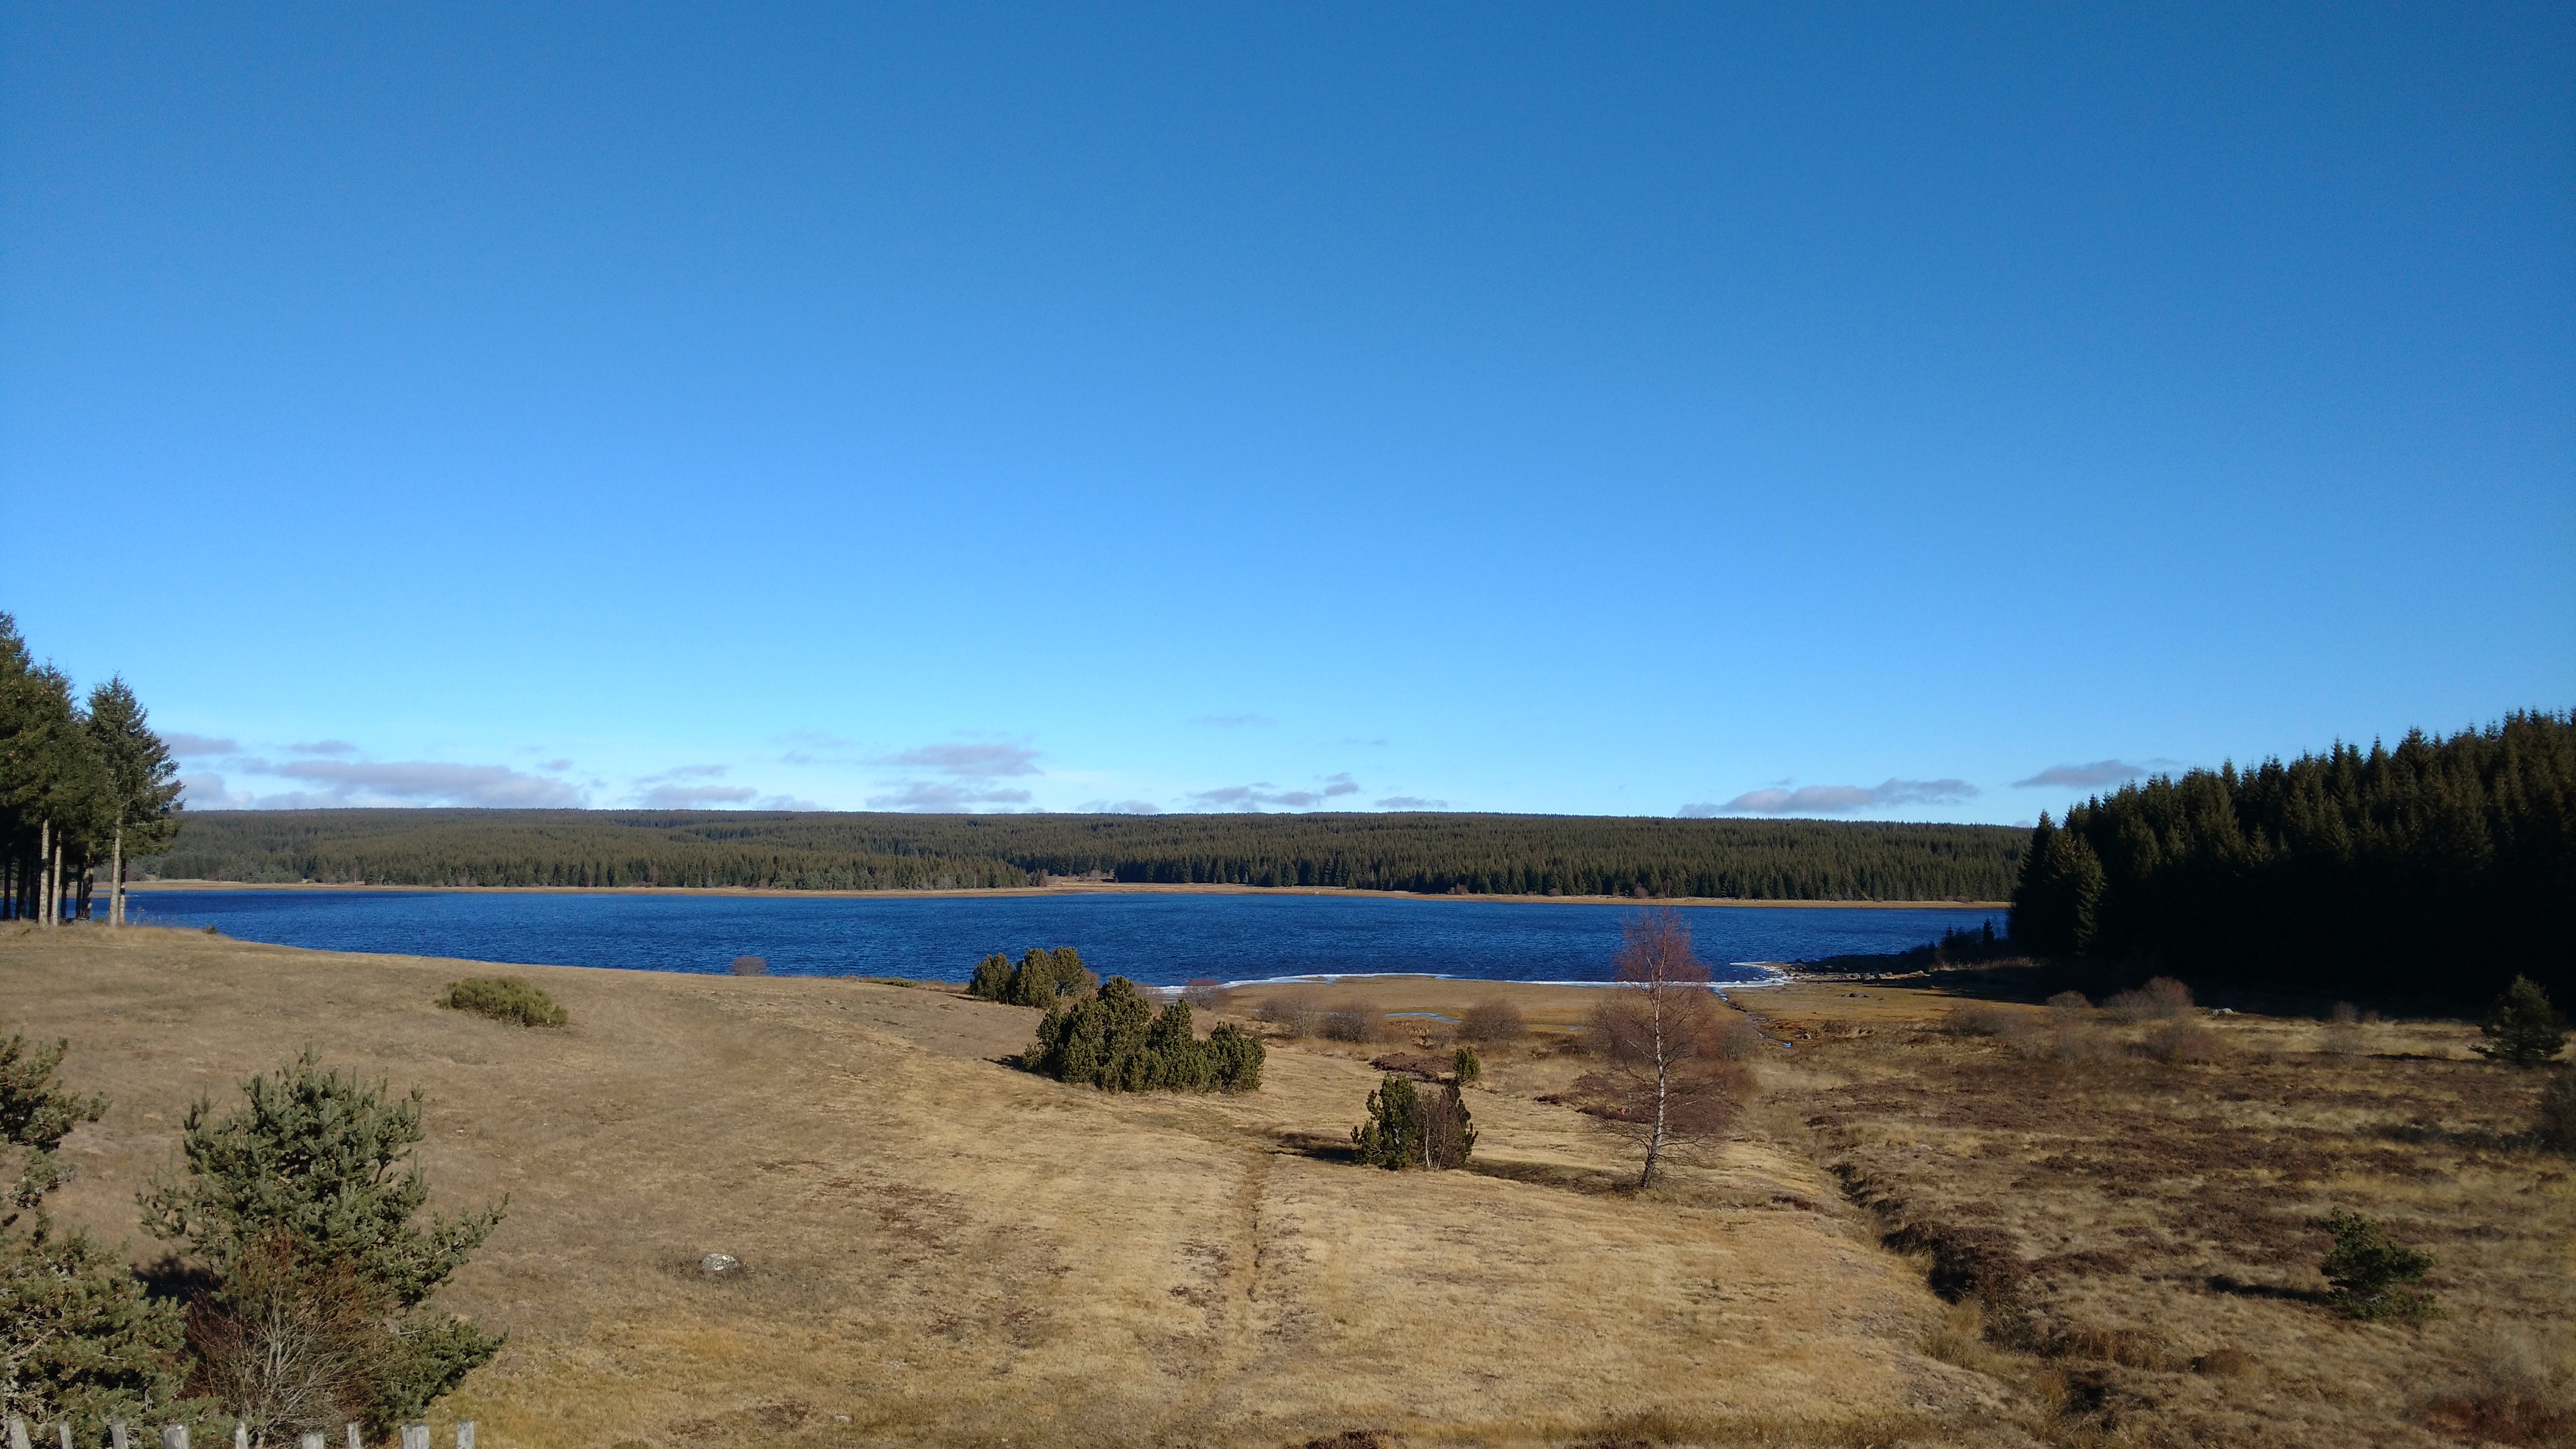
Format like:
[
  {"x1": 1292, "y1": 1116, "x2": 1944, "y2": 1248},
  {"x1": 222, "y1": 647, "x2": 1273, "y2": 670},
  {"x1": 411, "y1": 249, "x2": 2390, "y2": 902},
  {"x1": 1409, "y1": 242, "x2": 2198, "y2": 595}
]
[
  {"x1": 455, "y1": 1423, "x2": 475, "y2": 1449},
  {"x1": 301, "y1": 1435, "x2": 327, "y2": 1449},
  {"x1": 233, "y1": 1424, "x2": 248, "y2": 1449},
  {"x1": 158, "y1": 1427, "x2": 187, "y2": 1449},
  {"x1": 346, "y1": 1425, "x2": 362, "y2": 1449},
  {"x1": 9, "y1": 1412, "x2": 30, "y2": 1449},
  {"x1": 400, "y1": 1425, "x2": 429, "y2": 1449},
  {"x1": 107, "y1": 1422, "x2": 128, "y2": 1449}
]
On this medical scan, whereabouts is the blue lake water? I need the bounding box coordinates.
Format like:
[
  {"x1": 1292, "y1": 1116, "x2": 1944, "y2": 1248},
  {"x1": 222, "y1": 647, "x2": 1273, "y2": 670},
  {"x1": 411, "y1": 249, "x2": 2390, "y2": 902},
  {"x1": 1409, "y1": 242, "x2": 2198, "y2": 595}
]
[{"x1": 124, "y1": 889, "x2": 1998, "y2": 987}]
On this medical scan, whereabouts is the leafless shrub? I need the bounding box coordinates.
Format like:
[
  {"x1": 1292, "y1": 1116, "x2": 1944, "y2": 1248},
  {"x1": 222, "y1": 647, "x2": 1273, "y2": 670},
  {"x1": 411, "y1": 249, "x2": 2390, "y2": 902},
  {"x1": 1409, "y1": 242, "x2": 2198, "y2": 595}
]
[
  {"x1": 2419, "y1": 1328, "x2": 2576, "y2": 1446},
  {"x1": 729, "y1": 955, "x2": 768, "y2": 977},
  {"x1": 1255, "y1": 988, "x2": 1323, "y2": 1039},
  {"x1": 2046, "y1": 990, "x2": 2091, "y2": 1017},
  {"x1": 2141, "y1": 1020, "x2": 2227, "y2": 1065},
  {"x1": 1319, "y1": 998, "x2": 1380, "y2": 1043},
  {"x1": 2536, "y1": 1072, "x2": 2576, "y2": 1154},
  {"x1": 1457, "y1": 997, "x2": 1527, "y2": 1046},
  {"x1": 1181, "y1": 978, "x2": 1232, "y2": 1011},
  {"x1": 2321, "y1": 1001, "x2": 2365, "y2": 1058},
  {"x1": 1710, "y1": 1008, "x2": 1771, "y2": 1059},
  {"x1": 2106, "y1": 977, "x2": 2193, "y2": 1024},
  {"x1": 187, "y1": 1234, "x2": 385, "y2": 1443},
  {"x1": 1946, "y1": 1003, "x2": 2020, "y2": 1038}
]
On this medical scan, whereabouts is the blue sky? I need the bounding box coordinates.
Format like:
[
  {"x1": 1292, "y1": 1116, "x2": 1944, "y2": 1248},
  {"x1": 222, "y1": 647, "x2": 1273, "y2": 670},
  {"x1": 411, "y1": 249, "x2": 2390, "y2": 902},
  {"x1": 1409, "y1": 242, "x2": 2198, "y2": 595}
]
[{"x1": 4, "y1": 4, "x2": 2569, "y2": 824}]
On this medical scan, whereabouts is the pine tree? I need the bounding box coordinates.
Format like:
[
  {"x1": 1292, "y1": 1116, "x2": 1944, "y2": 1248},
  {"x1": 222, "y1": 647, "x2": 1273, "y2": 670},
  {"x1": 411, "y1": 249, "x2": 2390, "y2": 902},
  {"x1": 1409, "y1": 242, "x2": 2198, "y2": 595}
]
[
  {"x1": 2475, "y1": 976, "x2": 2568, "y2": 1068},
  {"x1": 137, "y1": 1049, "x2": 507, "y2": 1433},
  {"x1": 0, "y1": 1031, "x2": 186, "y2": 1423},
  {"x1": 1350, "y1": 1076, "x2": 1422, "y2": 1169}
]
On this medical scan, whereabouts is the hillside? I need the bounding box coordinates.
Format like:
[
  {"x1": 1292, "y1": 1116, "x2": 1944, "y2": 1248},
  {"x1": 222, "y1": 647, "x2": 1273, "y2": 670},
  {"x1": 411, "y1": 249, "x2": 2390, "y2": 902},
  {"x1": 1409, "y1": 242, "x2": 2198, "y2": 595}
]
[
  {"x1": 137, "y1": 809, "x2": 2026, "y2": 902},
  {"x1": 7, "y1": 925, "x2": 1990, "y2": 1448}
]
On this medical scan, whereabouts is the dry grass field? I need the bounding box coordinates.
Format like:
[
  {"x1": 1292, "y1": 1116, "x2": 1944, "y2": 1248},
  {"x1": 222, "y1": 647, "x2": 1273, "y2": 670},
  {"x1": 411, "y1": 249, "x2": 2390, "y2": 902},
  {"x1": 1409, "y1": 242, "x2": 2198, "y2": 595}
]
[
  {"x1": 2, "y1": 926, "x2": 1997, "y2": 1449},
  {"x1": 5, "y1": 925, "x2": 2569, "y2": 1447}
]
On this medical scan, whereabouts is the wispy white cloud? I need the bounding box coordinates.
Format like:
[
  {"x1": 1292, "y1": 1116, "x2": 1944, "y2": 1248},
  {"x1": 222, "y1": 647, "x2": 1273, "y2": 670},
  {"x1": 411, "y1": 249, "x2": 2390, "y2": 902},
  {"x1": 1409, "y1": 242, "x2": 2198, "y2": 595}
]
[
  {"x1": 254, "y1": 759, "x2": 587, "y2": 808},
  {"x1": 877, "y1": 742, "x2": 1042, "y2": 777},
  {"x1": 165, "y1": 733, "x2": 240, "y2": 758},
  {"x1": 866, "y1": 781, "x2": 1035, "y2": 811},
  {"x1": 288, "y1": 739, "x2": 358, "y2": 757},
  {"x1": 1690, "y1": 777, "x2": 1980, "y2": 817},
  {"x1": 1077, "y1": 799, "x2": 1162, "y2": 815},
  {"x1": 1376, "y1": 795, "x2": 1446, "y2": 810},
  {"x1": 178, "y1": 773, "x2": 252, "y2": 808},
  {"x1": 2012, "y1": 759, "x2": 2165, "y2": 790},
  {"x1": 1187, "y1": 774, "x2": 1363, "y2": 811},
  {"x1": 636, "y1": 783, "x2": 759, "y2": 809}
]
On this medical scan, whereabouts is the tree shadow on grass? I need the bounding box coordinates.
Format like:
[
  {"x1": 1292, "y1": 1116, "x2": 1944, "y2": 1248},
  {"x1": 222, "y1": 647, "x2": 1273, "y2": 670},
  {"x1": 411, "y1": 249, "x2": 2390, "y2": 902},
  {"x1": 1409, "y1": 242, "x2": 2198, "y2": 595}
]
[
  {"x1": 1461, "y1": 1157, "x2": 1636, "y2": 1195},
  {"x1": 2206, "y1": 1273, "x2": 2330, "y2": 1305}
]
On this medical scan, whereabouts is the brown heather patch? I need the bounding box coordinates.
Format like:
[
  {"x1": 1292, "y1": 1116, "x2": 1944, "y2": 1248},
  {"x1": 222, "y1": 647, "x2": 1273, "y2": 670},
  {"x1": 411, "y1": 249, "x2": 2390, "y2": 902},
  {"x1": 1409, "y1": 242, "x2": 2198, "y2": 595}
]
[{"x1": 1758, "y1": 975, "x2": 2576, "y2": 1448}]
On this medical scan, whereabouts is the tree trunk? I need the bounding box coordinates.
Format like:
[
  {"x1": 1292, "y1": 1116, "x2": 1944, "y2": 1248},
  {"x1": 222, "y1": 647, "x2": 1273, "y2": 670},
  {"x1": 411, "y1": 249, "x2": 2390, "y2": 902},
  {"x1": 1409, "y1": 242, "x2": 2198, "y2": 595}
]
[
  {"x1": 110, "y1": 826, "x2": 123, "y2": 927},
  {"x1": 76, "y1": 865, "x2": 93, "y2": 921},
  {"x1": 40, "y1": 821, "x2": 54, "y2": 928}
]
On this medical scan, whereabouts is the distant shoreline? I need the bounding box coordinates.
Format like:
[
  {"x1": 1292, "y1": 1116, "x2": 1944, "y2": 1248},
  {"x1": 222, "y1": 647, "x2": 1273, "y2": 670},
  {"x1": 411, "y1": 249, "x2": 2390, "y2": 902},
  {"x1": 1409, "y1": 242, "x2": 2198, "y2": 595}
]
[{"x1": 128, "y1": 879, "x2": 2007, "y2": 910}]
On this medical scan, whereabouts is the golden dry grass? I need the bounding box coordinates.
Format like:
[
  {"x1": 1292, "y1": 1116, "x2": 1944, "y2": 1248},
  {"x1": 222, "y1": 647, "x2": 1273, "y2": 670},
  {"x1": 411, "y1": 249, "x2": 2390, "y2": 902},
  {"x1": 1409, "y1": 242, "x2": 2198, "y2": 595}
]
[{"x1": 2, "y1": 926, "x2": 2009, "y2": 1449}]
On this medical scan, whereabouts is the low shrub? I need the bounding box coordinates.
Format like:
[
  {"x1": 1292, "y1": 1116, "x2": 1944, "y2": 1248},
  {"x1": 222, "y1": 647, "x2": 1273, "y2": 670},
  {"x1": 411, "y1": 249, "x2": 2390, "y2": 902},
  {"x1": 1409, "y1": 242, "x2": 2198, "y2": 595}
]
[
  {"x1": 1319, "y1": 998, "x2": 1379, "y2": 1043},
  {"x1": 1181, "y1": 978, "x2": 1232, "y2": 1011},
  {"x1": 2535, "y1": 1072, "x2": 2576, "y2": 1154},
  {"x1": 2320, "y1": 1001, "x2": 2365, "y2": 1058},
  {"x1": 728, "y1": 955, "x2": 767, "y2": 977},
  {"x1": 1945, "y1": 1003, "x2": 2021, "y2": 1038},
  {"x1": 1457, "y1": 997, "x2": 1526, "y2": 1046},
  {"x1": 1254, "y1": 987, "x2": 1323, "y2": 1039},
  {"x1": 967, "y1": 947, "x2": 1096, "y2": 1007},
  {"x1": 440, "y1": 977, "x2": 567, "y2": 1028},
  {"x1": 2105, "y1": 977, "x2": 2193, "y2": 1024},
  {"x1": 1025, "y1": 978, "x2": 1262, "y2": 1093},
  {"x1": 1451, "y1": 1045, "x2": 1482, "y2": 1087},
  {"x1": 2314, "y1": 1208, "x2": 2437, "y2": 1321},
  {"x1": 2141, "y1": 1020, "x2": 2226, "y2": 1065}
]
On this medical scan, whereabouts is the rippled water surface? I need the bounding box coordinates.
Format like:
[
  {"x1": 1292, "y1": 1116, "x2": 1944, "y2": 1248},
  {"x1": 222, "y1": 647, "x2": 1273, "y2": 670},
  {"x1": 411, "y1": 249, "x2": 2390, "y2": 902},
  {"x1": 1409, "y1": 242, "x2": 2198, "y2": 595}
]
[{"x1": 127, "y1": 889, "x2": 1999, "y2": 986}]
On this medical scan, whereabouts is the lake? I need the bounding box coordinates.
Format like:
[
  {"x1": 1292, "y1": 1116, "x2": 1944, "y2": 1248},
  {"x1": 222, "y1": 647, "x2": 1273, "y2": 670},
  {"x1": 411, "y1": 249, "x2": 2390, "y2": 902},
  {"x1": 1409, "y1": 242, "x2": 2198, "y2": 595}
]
[{"x1": 122, "y1": 889, "x2": 1999, "y2": 987}]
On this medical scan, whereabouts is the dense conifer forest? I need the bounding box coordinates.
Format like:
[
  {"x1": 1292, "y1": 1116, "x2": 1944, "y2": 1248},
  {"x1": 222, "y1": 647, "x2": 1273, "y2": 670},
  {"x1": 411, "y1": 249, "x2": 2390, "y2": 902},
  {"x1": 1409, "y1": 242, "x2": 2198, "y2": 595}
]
[
  {"x1": 2011, "y1": 710, "x2": 2575, "y2": 1002},
  {"x1": 138, "y1": 809, "x2": 2028, "y2": 901}
]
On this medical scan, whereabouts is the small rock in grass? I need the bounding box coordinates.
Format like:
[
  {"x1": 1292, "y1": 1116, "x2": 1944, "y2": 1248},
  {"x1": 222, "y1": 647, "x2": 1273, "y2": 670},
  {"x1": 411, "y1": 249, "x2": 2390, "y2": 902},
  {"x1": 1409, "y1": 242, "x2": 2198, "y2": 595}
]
[{"x1": 700, "y1": 1252, "x2": 742, "y2": 1277}]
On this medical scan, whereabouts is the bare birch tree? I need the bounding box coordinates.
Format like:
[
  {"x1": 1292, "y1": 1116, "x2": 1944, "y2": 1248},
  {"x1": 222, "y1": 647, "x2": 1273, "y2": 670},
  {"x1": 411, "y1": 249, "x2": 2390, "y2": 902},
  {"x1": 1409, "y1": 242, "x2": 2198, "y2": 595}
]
[{"x1": 1572, "y1": 909, "x2": 1754, "y2": 1189}]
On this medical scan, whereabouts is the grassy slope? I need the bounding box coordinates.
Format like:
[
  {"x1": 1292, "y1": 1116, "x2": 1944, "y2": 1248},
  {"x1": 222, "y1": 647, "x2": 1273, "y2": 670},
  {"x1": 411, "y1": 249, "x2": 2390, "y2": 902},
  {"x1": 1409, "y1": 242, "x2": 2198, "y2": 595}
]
[{"x1": 2, "y1": 927, "x2": 1990, "y2": 1449}]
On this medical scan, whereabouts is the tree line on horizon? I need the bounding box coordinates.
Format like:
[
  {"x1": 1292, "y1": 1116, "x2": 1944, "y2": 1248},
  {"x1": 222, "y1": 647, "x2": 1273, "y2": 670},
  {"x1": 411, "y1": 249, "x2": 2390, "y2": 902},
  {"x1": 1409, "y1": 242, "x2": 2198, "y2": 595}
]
[
  {"x1": 136, "y1": 809, "x2": 2030, "y2": 902},
  {"x1": 0, "y1": 613, "x2": 184, "y2": 926},
  {"x1": 2009, "y1": 709, "x2": 2574, "y2": 1002}
]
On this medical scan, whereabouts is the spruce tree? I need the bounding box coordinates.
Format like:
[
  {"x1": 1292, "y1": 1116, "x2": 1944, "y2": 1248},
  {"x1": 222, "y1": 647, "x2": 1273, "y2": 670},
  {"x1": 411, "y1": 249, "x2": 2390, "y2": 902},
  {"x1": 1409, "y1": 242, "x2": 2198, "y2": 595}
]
[{"x1": 84, "y1": 677, "x2": 182, "y2": 928}]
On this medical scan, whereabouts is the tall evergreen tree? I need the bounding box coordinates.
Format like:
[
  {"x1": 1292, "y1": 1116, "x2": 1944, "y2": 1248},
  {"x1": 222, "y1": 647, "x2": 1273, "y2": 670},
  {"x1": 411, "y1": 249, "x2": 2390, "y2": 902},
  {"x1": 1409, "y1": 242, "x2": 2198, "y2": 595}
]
[{"x1": 84, "y1": 677, "x2": 182, "y2": 928}]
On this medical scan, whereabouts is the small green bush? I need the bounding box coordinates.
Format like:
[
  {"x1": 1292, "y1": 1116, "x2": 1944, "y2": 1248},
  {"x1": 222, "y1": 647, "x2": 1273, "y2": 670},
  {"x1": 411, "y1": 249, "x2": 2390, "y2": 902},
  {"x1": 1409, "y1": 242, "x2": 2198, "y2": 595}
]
[
  {"x1": 1024, "y1": 978, "x2": 1262, "y2": 1093},
  {"x1": 1452, "y1": 1045, "x2": 1482, "y2": 1087},
  {"x1": 2476, "y1": 976, "x2": 2567, "y2": 1068},
  {"x1": 968, "y1": 947, "x2": 1097, "y2": 1007},
  {"x1": 2315, "y1": 1208, "x2": 2437, "y2": 1320},
  {"x1": 440, "y1": 977, "x2": 567, "y2": 1028}
]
